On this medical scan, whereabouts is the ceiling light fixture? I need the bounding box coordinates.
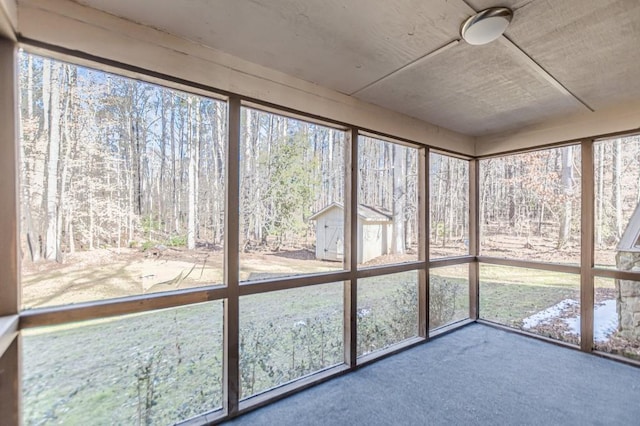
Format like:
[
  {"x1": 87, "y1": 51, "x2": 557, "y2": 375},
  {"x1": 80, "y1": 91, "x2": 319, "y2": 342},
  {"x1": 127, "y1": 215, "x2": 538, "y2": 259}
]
[{"x1": 461, "y1": 7, "x2": 513, "y2": 45}]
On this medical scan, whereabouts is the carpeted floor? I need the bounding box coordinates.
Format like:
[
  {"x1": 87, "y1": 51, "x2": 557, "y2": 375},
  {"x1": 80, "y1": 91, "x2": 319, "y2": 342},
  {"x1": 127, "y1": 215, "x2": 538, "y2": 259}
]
[{"x1": 225, "y1": 324, "x2": 640, "y2": 425}]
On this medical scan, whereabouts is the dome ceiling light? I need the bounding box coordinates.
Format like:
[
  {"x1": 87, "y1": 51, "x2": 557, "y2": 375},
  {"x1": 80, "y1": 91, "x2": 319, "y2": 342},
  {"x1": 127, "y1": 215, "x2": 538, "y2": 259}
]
[{"x1": 461, "y1": 7, "x2": 513, "y2": 45}]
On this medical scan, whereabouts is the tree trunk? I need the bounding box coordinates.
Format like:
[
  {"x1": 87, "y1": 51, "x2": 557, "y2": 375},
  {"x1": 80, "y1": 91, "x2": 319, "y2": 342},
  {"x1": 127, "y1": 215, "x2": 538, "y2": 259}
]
[
  {"x1": 44, "y1": 61, "x2": 62, "y2": 261},
  {"x1": 596, "y1": 143, "x2": 604, "y2": 246},
  {"x1": 187, "y1": 97, "x2": 197, "y2": 250},
  {"x1": 613, "y1": 139, "x2": 623, "y2": 239},
  {"x1": 27, "y1": 54, "x2": 34, "y2": 119},
  {"x1": 557, "y1": 146, "x2": 574, "y2": 248},
  {"x1": 391, "y1": 144, "x2": 406, "y2": 254}
]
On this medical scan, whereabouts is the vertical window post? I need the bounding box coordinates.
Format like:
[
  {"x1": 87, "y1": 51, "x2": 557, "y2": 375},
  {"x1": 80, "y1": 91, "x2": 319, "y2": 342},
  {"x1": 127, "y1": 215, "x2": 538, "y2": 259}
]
[
  {"x1": 224, "y1": 95, "x2": 241, "y2": 415},
  {"x1": 469, "y1": 159, "x2": 480, "y2": 320},
  {"x1": 580, "y1": 140, "x2": 595, "y2": 351},
  {"x1": 344, "y1": 127, "x2": 358, "y2": 367},
  {"x1": 419, "y1": 147, "x2": 428, "y2": 337},
  {"x1": 0, "y1": 37, "x2": 20, "y2": 426}
]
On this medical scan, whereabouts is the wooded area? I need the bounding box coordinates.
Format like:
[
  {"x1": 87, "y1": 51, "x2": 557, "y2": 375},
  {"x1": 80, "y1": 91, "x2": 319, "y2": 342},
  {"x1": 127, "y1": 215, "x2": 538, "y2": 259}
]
[
  {"x1": 594, "y1": 137, "x2": 640, "y2": 267},
  {"x1": 20, "y1": 54, "x2": 228, "y2": 264},
  {"x1": 479, "y1": 139, "x2": 640, "y2": 266},
  {"x1": 480, "y1": 146, "x2": 582, "y2": 264},
  {"x1": 19, "y1": 52, "x2": 640, "y2": 306},
  {"x1": 20, "y1": 53, "x2": 461, "y2": 307},
  {"x1": 430, "y1": 153, "x2": 469, "y2": 258}
]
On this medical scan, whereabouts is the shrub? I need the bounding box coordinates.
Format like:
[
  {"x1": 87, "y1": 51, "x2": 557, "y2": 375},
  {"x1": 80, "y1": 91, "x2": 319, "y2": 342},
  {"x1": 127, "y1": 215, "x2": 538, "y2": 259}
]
[{"x1": 429, "y1": 276, "x2": 460, "y2": 329}]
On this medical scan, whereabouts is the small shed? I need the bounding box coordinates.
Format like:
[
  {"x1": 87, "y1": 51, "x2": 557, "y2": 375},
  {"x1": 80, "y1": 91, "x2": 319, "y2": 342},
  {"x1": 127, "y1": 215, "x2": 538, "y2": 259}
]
[
  {"x1": 616, "y1": 202, "x2": 640, "y2": 339},
  {"x1": 309, "y1": 202, "x2": 393, "y2": 263}
]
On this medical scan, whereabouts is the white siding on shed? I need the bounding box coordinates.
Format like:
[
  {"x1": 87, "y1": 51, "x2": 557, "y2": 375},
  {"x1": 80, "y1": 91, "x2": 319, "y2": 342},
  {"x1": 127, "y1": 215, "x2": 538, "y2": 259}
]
[{"x1": 311, "y1": 203, "x2": 392, "y2": 263}]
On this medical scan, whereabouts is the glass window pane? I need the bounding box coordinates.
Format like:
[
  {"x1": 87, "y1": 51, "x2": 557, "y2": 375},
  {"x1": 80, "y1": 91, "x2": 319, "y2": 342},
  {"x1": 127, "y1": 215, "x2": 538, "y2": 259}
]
[
  {"x1": 22, "y1": 302, "x2": 223, "y2": 424},
  {"x1": 358, "y1": 137, "x2": 419, "y2": 267},
  {"x1": 480, "y1": 265, "x2": 580, "y2": 345},
  {"x1": 239, "y1": 283, "x2": 343, "y2": 399},
  {"x1": 594, "y1": 136, "x2": 640, "y2": 269},
  {"x1": 19, "y1": 53, "x2": 226, "y2": 309},
  {"x1": 357, "y1": 271, "x2": 418, "y2": 356},
  {"x1": 594, "y1": 277, "x2": 640, "y2": 360},
  {"x1": 480, "y1": 146, "x2": 581, "y2": 265},
  {"x1": 429, "y1": 264, "x2": 469, "y2": 330},
  {"x1": 239, "y1": 108, "x2": 346, "y2": 282},
  {"x1": 430, "y1": 153, "x2": 469, "y2": 258}
]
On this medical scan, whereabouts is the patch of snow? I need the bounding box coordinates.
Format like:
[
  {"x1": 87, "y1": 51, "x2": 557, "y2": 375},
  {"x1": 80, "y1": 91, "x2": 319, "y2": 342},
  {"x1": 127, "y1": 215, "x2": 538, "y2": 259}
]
[
  {"x1": 563, "y1": 299, "x2": 618, "y2": 343},
  {"x1": 522, "y1": 299, "x2": 578, "y2": 329},
  {"x1": 522, "y1": 298, "x2": 619, "y2": 343}
]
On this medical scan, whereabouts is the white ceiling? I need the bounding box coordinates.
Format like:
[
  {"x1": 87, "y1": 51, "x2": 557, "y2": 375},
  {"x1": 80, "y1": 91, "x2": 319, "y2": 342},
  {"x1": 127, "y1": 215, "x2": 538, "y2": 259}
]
[{"x1": 70, "y1": 0, "x2": 640, "y2": 137}]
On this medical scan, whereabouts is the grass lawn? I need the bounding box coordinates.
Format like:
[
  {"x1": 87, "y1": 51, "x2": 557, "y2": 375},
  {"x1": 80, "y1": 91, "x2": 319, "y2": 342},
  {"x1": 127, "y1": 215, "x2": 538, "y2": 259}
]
[
  {"x1": 23, "y1": 302, "x2": 225, "y2": 425},
  {"x1": 479, "y1": 264, "x2": 580, "y2": 327},
  {"x1": 23, "y1": 262, "x2": 596, "y2": 425}
]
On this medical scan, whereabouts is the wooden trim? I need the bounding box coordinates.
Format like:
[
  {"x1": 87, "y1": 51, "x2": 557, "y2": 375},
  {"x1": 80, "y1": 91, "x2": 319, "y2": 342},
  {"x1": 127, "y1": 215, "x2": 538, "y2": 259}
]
[
  {"x1": 429, "y1": 256, "x2": 475, "y2": 268},
  {"x1": 429, "y1": 147, "x2": 474, "y2": 161},
  {"x1": 241, "y1": 100, "x2": 349, "y2": 131},
  {"x1": 19, "y1": 286, "x2": 227, "y2": 328},
  {"x1": 0, "y1": 39, "x2": 21, "y2": 426},
  {"x1": 357, "y1": 336, "x2": 425, "y2": 367},
  {"x1": 0, "y1": 315, "x2": 18, "y2": 358},
  {"x1": 476, "y1": 140, "x2": 582, "y2": 160},
  {"x1": 23, "y1": 43, "x2": 230, "y2": 102},
  {"x1": 496, "y1": 36, "x2": 593, "y2": 112},
  {"x1": 343, "y1": 280, "x2": 357, "y2": 368},
  {"x1": 0, "y1": 11, "x2": 15, "y2": 42},
  {"x1": 0, "y1": 38, "x2": 18, "y2": 317},
  {"x1": 593, "y1": 129, "x2": 640, "y2": 142},
  {"x1": 476, "y1": 319, "x2": 580, "y2": 351},
  {"x1": 469, "y1": 159, "x2": 480, "y2": 319},
  {"x1": 21, "y1": 253, "x2": 640, "y2": 331},
  {"x1": 358, "y1": 129, "x2": 425, "y2": 150},
  {"x1": 592, "y1": 268, "x2": 640, "y2": 282},
  {"x1": 237, "y1": 364, "x2": 350, "y2": 414},
  {"x1": 0, "y1": 337, "x2": 19, "y2": 426},
  {"x1": 350, "y1": 40, "x2": 460, "y2": 97},
  {"x1": 475, "y1": 125, "x2": 640, "y2": 160},
  {"x1": 418, "y1": 147, "x2": 428, "y2": 338},
  {"x1": 592, "y1": 350, "x2": 640, "y2": 369},
  {"x1": 175, "y1": 409, "x2": 224, "y2": 426},
  {"x1": 477, "y1": 256, "x2": 581, "y2": 275},
  {"x1": 344, "y1": 127, "x2": 358, "y2": 368},
  {"x1": 239, "y1": 272, "x2": 350, "y2": 295},
  {"x1": 223, "y1": 95, "x2": 241, "y2": 416},
  {"x1": 580, "y1": 140, "x2": 595, "y2": 352},
  {"x1": 429, "y1": 318, "x2": 475, "y2": 339},
  {"x1": 356, "y1": 261, "x2": 426, "y2": 278}
]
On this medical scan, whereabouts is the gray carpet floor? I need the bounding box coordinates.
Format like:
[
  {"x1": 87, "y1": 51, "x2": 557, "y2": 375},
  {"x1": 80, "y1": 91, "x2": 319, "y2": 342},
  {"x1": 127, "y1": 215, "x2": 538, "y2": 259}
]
[{"x1": 225, "y1": 323, "x2": 640, "y2": 425}]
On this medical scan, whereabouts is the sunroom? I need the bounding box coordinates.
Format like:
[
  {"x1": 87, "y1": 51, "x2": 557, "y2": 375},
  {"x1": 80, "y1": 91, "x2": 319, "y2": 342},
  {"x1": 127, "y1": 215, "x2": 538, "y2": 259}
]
[{"x1": 1, "y1": 1, "x2": 640, "y2": 425}]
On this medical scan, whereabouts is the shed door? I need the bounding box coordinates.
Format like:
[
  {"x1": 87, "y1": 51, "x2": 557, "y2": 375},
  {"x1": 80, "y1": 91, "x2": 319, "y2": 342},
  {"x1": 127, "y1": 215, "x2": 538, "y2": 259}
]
[{"x1": 324, "y1": 221, "x2": 344, "y2": 260}]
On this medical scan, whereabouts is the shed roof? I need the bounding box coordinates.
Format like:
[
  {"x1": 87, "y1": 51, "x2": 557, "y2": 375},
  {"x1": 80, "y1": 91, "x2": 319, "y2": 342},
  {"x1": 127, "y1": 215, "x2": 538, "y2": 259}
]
[{"x1": 309, "y1": 202, "x2": 392, "y2": 222}]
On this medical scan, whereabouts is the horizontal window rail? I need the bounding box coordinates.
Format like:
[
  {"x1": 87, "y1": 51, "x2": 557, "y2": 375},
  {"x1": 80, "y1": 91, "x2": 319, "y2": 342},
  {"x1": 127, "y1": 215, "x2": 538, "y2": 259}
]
[
  {"x1": 429, "y1": 256, "x2": 474, "y2": 268},
  {"x1": 239, "y1": 271, "x2": 351, "y2": 296},
  {"x1": 591, "y1": 268, "x2": 640, "y2": 281},
  {"x1": 0, "y1": 315, "x2": 18, "y2": 358},
  {"x1": 20, "y1": 285, "x2": 227, "y2": 328},
  {"x1": 477, "y1": 256, "x2": 581, "y2": 275},
  {"x1": 356, "y1": 261, "x2": 426, "y2": 278}
]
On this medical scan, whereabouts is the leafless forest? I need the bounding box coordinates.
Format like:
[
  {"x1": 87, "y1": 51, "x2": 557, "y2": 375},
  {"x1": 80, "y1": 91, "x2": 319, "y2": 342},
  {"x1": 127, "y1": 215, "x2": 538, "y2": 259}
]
[
  {"x1": 19, "y1": 54, "x2": 470, "y2": 307},
  {"x1": 480, "y1": 140, "x2": 640, "y2": 266},
  {"x1": 18, "y1": 52, "x2": 640, "y2": 309}
]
